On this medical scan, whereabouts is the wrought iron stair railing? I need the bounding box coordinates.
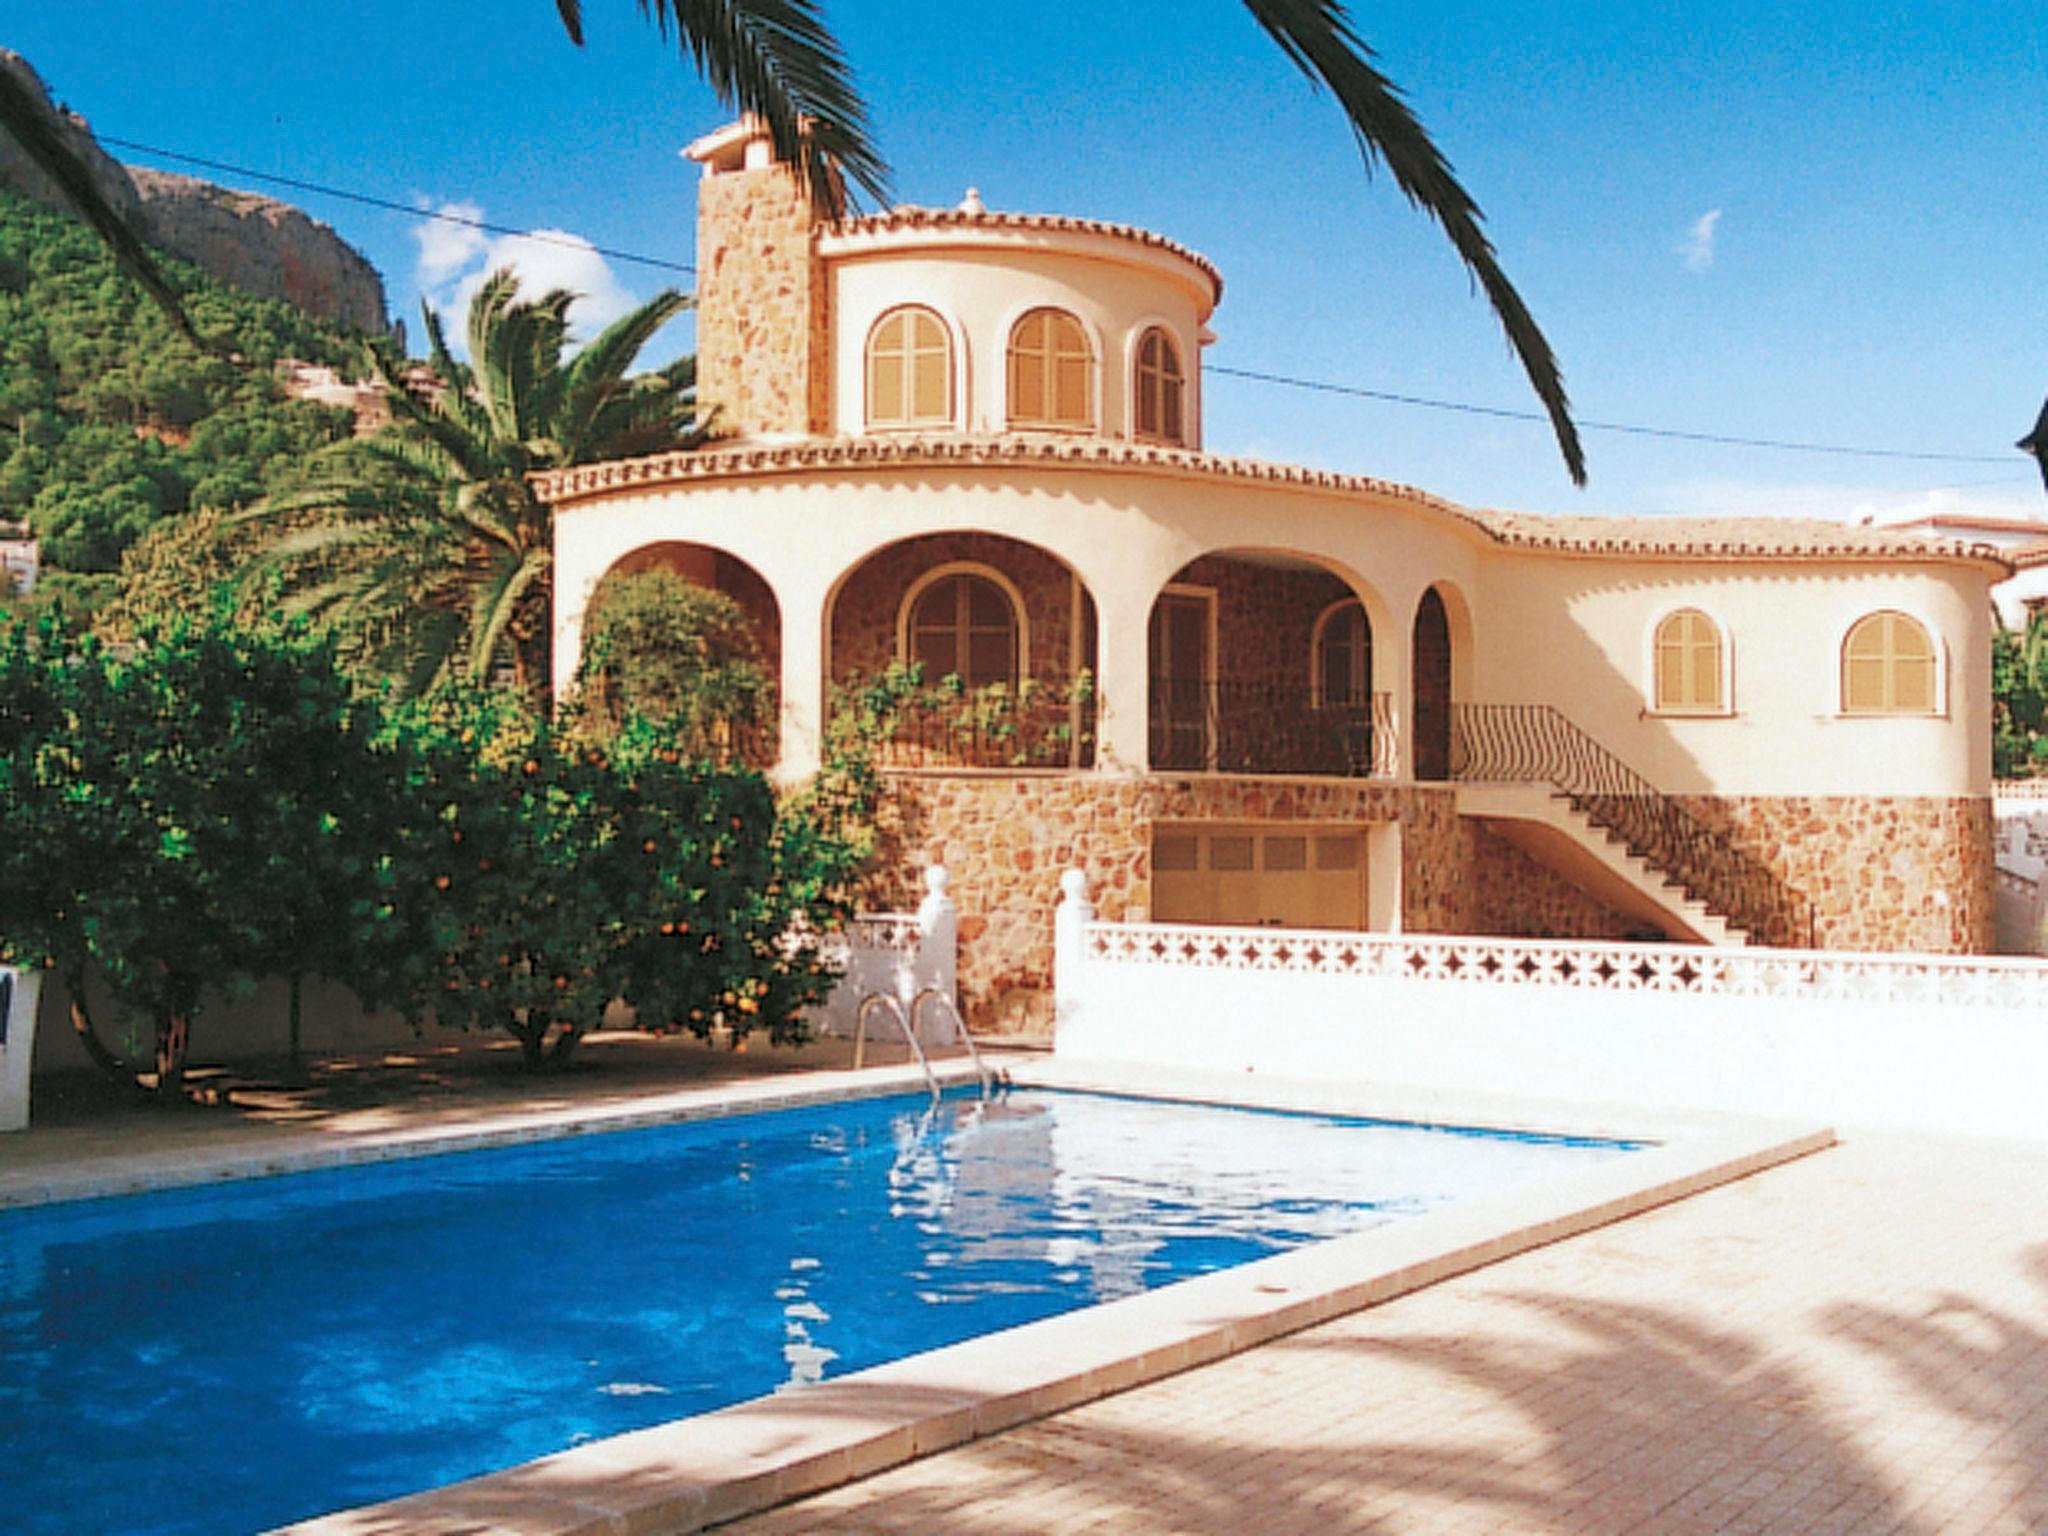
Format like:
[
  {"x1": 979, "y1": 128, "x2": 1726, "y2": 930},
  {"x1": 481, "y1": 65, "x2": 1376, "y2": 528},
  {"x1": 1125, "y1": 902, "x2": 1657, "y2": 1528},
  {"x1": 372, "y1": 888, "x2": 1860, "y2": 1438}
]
[{"x1": 1450, "y1": 702, "x2": 1815, "y2": 948}]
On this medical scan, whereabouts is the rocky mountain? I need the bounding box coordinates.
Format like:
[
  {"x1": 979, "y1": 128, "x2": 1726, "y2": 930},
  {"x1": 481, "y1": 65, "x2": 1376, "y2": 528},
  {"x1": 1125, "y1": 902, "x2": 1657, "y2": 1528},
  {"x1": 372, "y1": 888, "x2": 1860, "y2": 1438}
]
[{"x1": 0, "y1": 50, "x2": 387, "y2": 333}]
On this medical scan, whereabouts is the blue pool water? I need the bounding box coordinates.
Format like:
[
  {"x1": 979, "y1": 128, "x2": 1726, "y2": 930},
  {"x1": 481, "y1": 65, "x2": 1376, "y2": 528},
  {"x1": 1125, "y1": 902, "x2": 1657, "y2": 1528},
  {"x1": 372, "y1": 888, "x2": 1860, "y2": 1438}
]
[{"x1": 0, "y1": 1089, "x2": 1635, "y2": 1534}]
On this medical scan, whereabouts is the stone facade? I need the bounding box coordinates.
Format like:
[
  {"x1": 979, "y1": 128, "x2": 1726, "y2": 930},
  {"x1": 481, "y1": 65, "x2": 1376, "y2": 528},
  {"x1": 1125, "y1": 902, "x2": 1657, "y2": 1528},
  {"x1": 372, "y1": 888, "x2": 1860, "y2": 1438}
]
[
  {"x1": 871, "y1": 772, "x2": 1478, "y2": 1031},
  {"x1": 694, "y1": 165, "x2": 828, "y2": 438},
  {"x1": 859, "y1": 772, "x2": 1992, "y2": 1033},
  {"x1": 1674, "y1": 794, "x2": 1993, "y2": 953}
]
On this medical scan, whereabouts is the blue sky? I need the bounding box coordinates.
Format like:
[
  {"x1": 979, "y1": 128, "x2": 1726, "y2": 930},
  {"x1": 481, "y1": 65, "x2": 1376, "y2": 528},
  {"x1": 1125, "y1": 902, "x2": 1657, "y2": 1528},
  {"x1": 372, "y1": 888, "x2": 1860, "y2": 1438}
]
[{"x1": 11, "y1": 1, "x2": 2046, "y2": 520}]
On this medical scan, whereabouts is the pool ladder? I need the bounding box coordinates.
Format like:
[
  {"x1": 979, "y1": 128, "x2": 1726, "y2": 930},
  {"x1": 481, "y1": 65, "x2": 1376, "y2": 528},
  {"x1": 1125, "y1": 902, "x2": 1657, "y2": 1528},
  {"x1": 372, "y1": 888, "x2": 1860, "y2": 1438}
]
[{"x1": 854, "y1": 986, "x2": 993, "y2": 1106}]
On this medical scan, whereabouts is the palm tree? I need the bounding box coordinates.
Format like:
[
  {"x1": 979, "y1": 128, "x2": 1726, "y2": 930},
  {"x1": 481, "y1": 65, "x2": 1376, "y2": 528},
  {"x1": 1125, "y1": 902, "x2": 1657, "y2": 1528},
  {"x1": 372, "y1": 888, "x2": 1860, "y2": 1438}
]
[
  {"x1": 3, "y1": 1, "x2": 1586, "y2": 481},
  {"x1": 242, "y1": 269, "x2": 708, "y2": 697}
]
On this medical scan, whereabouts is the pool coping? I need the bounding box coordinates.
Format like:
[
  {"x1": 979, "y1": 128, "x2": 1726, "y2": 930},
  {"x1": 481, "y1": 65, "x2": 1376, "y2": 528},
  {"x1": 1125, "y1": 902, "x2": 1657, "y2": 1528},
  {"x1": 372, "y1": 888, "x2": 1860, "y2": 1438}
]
[{"x1": 241, "y1": 1062, "x2": 1834, "y2": 1536}]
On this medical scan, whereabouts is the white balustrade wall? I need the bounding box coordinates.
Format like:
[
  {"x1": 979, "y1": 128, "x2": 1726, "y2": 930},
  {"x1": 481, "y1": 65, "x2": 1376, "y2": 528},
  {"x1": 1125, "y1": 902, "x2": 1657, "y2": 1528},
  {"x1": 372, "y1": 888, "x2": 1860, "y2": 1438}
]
[
  {"x1": 804, "y1": 867, "x2": 959, "y2": 1043},
  {"x1": 1053, "y1": 871, "x2": 2048, "y2": 1141}
]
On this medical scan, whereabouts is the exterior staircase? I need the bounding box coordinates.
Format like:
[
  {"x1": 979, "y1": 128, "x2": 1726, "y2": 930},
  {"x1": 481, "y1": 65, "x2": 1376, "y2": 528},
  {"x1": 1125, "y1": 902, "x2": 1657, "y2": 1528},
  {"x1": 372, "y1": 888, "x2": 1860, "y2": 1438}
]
[{"x1": 1450, "y1": 704, "x2": 1815, "y2": 948}]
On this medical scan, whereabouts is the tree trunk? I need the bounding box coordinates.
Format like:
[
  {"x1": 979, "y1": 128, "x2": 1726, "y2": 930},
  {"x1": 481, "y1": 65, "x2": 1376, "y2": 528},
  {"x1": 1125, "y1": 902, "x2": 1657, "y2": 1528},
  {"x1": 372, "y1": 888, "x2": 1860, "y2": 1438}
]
[
  {"x1": 287, "y1": 973, "x2": 303, "y2": 1078},
  {"x1": 65, "y1": 965, "x2": 134, "y2": 1081},
  {"x1": 547, "y1": 1023, "x2": 585, "y2": 1068},
  {"x1": 509, "y1": 1011, "x2": 548, "y2": 1071},
  {"x1": 154, "y1": 1011, "x2": 190, "y2": 1097}
]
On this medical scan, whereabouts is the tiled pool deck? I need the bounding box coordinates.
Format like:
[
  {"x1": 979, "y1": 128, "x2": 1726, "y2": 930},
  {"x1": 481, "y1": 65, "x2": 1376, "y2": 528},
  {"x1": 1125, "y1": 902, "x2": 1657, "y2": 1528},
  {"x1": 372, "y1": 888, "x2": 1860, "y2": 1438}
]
[{"x1": 9, "y1": 1035, "x2": 2046, "y2": 1534}]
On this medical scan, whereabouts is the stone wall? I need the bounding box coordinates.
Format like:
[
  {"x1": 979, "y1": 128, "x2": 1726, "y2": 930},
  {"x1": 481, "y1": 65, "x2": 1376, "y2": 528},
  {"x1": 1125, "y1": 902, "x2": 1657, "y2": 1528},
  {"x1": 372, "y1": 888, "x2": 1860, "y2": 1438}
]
[
  {"x1": 874, "y1": 773, "x2": 1462, "y2": 1031},
  {"x1": 1675, "y1": 794, "x2": 1993, "y2": 953},
  {"x1": 694, "y1": 164, "x2": 827, "y2": 438},
  {"x1": 861, "y1": 776, "x2": 1994, "y2": 1035},
  {"x1": 1173, "y1": 554, "x2": 1353, "y2": 688}
]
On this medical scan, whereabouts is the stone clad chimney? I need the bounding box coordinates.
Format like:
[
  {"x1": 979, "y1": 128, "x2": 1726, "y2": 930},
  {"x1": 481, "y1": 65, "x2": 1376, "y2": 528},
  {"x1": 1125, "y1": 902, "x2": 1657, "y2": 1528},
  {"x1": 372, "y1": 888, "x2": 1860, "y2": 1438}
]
[{"x1": 684, "y1": 118, "x2": 832, "y2": 440}]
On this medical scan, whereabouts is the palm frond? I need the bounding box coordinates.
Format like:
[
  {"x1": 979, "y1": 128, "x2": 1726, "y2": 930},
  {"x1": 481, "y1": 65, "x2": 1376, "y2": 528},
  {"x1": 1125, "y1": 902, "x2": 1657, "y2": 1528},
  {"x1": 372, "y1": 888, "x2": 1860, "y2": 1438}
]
[
  {"x1": 1236, "y1": 0, "x2": 1586, "y2": 485},
  {"x1": 556, "y1": 290, "x2": 691, "y2": 459},
  {"x1": 658, "y1": 0, "x2": 886, "y2": 214},
  {"x1": 465, "y1": 548, "x2": 553, "y2": 683}
]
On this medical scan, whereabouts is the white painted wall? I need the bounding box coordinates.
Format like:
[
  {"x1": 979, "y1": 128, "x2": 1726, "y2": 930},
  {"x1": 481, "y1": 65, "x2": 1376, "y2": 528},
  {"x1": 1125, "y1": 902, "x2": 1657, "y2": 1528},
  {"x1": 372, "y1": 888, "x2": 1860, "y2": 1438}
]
[{"x1": 1055, "y1": 893, "x2": 2048, "y2": 1141}]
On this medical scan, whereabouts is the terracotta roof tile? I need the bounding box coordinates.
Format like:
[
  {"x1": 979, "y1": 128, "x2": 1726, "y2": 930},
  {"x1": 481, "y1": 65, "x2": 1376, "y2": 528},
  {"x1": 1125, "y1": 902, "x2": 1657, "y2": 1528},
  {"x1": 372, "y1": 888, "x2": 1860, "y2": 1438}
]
[
  {"x1": 536, "y1": 436, "x2": 2010, "y2": 573},
  {"x1": 826, "y1": 206, "x2": 1223, "y2": 302}
]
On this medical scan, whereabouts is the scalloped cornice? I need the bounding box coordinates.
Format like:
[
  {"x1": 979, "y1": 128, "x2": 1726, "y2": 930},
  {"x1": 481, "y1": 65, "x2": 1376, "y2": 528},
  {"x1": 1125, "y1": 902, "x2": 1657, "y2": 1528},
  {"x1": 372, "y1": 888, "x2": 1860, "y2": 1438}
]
[{"x1": 535, "y1": 436, "x2": 2012, "y2": 575}]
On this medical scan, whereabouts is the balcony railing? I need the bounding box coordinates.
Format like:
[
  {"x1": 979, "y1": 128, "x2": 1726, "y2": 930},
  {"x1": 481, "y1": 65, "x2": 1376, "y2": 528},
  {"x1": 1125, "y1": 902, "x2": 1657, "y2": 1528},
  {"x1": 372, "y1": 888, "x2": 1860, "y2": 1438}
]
[
  {"x1": 1149, "y1": 678, "x2": 1395, "y2": 778},
  {"x1": 1451, "y1": 702, "x2": 1816, "y2": 948},
  {"x1": 853, "y1": 668, "x2": 1098, "y2": 770}
]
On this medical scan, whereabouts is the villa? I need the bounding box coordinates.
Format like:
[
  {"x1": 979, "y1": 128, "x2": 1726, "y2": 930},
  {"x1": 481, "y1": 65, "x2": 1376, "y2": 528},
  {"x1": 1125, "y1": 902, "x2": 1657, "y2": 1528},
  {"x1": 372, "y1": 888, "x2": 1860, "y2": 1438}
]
[{"x1": 541, "y1": 119, "x2": 2007, "y2": 1026}]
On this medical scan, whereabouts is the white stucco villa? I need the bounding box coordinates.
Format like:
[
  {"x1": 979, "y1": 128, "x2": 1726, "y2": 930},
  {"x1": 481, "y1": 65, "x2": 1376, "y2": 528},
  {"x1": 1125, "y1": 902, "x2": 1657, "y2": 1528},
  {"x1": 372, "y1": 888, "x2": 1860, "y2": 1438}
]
[{"x1": 539, "y1": 120, "x2": 2007, "y2": 1023}]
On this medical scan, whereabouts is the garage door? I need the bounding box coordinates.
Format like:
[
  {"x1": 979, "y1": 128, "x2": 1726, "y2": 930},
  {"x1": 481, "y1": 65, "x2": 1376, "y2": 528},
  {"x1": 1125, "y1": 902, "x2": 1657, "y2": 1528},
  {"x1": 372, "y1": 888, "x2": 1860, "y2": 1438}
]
[{"x1": 1151, "y1": 822, "x2": 1366, "y2": 930}]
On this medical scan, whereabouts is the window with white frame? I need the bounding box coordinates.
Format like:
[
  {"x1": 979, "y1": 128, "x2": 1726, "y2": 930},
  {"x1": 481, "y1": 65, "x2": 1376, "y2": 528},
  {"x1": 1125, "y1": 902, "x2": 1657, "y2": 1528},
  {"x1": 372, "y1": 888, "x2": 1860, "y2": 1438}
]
[
  {"x1": 904, "y1": 569, "x2": 1021, "y2": 689},
  {"x1": 1134, "y1": 326, "x2": 1185, "y2": 444},
  {"x1": 1841, "y1": 610, "x2": 1937, "y2": 714},
  {"x1": 1652, "y1": 608, "x2": 1726, "y2": 713},
  {"x1": 866, "y1": 306, "x2": 953, "y2": 428},
  {"x1": 1007, "y1": 308, "x2": 1093, "y2": 430}
]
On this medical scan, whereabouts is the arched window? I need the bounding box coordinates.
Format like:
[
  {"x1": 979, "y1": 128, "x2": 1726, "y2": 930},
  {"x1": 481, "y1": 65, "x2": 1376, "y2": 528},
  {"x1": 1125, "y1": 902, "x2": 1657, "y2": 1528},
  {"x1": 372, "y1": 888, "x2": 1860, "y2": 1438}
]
[
  {"x1": 1134, "y1": 327, "x2": 1185, "y2": 444},
  {"x1": 1007, "y1": 308, "x2": 1093, "y2": 430},
  {"x1": 1313, "y1": 599, "x2": 1373, "y2": 706},
  {"x1": 1653, "y1": 609, "x2": 1726, "y2": 713},
  {"x1": 866, "y1": 306, "x2": 953, "y2": 428},
  {"x1": 1842, "y1": 611, "x2": 1938, "y2": 714},
  {"x1": 904, "y1": 568, "x2": 1022, "y2": 689}
]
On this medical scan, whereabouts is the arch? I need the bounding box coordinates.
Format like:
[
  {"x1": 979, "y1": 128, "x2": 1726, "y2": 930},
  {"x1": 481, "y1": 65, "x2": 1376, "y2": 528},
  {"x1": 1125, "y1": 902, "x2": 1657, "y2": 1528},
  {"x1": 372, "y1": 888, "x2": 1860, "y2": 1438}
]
[
  {"x1": 1651, "y1": 606, "x2": 1730, "y2": 714},
  {"x1": 1132, "y1": 324, "x2": 1187, "y2": 445},
  {"x1": 1147, "y1": 548, "x2": 1392, "y2": 776},
  {"x1": 1006, "y1": 306, "x2": 1095, "y2": 430},
  {"x1": 865, "y1": 304, "x2": 955, "y2": 429},
  {"x1": 898, "y1": 561, "x2": 1030, "y2": 686},
  {"x1": 1411, "y1": 587, "x2": 1456, "y2": 781},
  {"x1": 826, "y1": 532, "x2": 1101, "y2": 768},
  {"x1": 583, "y1": 541, "x2": 782, "y2": 764},
  {"x1": 1841, "y1": 609, "x2": 1941, "y2": 715}
]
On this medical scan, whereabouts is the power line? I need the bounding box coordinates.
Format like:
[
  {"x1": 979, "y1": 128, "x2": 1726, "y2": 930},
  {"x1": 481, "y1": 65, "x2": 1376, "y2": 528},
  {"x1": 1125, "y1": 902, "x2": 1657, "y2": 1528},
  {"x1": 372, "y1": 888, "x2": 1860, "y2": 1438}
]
[
  {"x1": 86, "y1": 135, "x2": 2029, "y2": 470},
  {"x1": 1207, "y1": 364, "x2": 2021, "y2": 467},
  {"x1": 98, "y1": 135, "x2": 696, "y2": 277}
]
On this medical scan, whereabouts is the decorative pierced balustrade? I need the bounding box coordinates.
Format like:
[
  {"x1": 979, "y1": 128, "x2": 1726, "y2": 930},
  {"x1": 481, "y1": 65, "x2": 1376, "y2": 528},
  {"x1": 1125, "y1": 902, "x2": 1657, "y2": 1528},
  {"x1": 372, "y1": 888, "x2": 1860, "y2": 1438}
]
[
  {"x1": 1149, "y1": 678, "x2": 1395, "y2": 778},
  {"x1": 855, "y1": 669, "x2": 1098, "y2": 770},
  {"x1": 1450, "y1": 702, "x2": 1815, "y2": 948}
]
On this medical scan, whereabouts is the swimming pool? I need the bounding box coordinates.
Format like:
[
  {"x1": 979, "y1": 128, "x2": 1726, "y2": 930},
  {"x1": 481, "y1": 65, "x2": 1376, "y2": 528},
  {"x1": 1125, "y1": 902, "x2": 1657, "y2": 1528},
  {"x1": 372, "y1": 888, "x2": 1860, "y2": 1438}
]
[{"x1": 0, "y1": 1088, "x2": 1636, "y2": 1534}]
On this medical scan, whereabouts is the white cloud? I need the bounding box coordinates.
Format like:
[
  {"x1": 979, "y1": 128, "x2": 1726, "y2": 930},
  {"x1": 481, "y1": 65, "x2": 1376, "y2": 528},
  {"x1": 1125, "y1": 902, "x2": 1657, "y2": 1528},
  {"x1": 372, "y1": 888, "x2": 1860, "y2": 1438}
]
[
  {"x1": 1678, "y1": 208, "x2": 1723, "y2": 273},
  {"x1": 411, "y1": 202, "x2": 645, "y2": 358}
]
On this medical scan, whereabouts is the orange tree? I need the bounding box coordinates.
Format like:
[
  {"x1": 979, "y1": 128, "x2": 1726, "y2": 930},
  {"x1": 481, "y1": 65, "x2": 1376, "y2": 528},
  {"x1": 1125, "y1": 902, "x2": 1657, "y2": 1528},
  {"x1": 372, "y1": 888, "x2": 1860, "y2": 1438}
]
[
  {"x1": 362, "y1": 692, "x2": 852, "y2": 1068},
  {"x1": 0, "y1": 610, "x2": 386, "y2": 1093}
]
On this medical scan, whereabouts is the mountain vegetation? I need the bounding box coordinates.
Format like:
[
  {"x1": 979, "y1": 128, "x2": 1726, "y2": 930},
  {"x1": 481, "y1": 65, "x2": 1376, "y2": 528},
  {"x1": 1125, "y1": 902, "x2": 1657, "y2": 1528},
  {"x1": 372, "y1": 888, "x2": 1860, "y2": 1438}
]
[{"x1": 0, "y1": 187, "x2": 365, "y2": 611}]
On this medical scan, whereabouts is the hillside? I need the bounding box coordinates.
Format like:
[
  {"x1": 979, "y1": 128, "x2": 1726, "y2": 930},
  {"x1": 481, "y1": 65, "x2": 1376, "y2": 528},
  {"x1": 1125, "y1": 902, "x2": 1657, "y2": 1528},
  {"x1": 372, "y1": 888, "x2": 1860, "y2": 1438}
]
[
  {"x1": 0, "y1": 187, "x2": 371, "y2": 608},
  {"x1": 0, "y1": 49, "x2": 387, "y2": 332}
]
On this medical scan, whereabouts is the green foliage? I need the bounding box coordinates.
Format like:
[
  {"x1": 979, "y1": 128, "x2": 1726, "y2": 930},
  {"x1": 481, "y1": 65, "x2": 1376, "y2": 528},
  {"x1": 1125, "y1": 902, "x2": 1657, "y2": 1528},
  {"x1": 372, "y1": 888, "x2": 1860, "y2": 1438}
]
[
  {"x1": 0, "y1": 188, "x2": 364, "y2": 586},
  {"x1": 1994, "y1": 613, "x2": 2048, "y2": 778},
  {"x1": 239, "y1": 271, "x2": 703, "y2": 699},
  {"x1": 0, "y1": 610, "x2": 385, "y2": 1089},
  {"x1": 569, "y1": 569, "x2": 774, "y2": 763},
  {"x1": 0, "y1": 611, "x2": 862, "y2": 1088}
]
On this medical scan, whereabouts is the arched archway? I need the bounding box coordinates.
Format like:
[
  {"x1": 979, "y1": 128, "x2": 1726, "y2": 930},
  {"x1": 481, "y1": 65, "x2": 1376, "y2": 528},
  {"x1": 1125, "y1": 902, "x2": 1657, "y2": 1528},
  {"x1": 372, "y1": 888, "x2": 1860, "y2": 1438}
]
[
  {"x1": 583, "y1": 541, "x2": 782, "y2": 764},
  {"x1": 1146, "y1": 549, "x2": 1392, "y2": 776},
  {"x1": 1411, "y1": 586, "x2": 1456, "y2": 781},
  {"x1": 827, "y1": 531, "x2": 1099, "y2": 768}
]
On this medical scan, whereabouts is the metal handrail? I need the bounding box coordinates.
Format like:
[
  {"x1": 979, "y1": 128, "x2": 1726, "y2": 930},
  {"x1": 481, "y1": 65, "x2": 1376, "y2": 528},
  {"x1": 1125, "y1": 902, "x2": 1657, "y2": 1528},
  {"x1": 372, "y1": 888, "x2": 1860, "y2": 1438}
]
[
  {"x1": 1450, "y1": 702, "x2": 1816, "y2": 948},
  {"x1": 1149, "y1": 677, "x2": 1396, "y2": 778},
  {"x1": 910, "y1": 986, "x2": 992, "y2": 1099},
  {"x1": 855, "y1": 993, "x2": 940, "y2": 1106}
]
